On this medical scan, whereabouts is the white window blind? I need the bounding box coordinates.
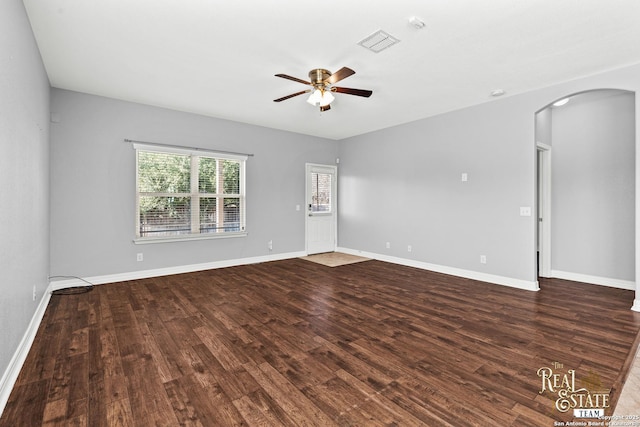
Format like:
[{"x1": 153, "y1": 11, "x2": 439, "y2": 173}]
[{"x1": 134, "y1": 143, "x2": 246, "y2": 241}]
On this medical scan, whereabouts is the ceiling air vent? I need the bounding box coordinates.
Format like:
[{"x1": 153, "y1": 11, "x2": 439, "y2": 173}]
[{"x1": 358, "y1": 30, "x2": 400, "y2": 53}]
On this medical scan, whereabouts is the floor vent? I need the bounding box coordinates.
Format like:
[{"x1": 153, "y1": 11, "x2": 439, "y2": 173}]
[{"x1": 358, "y1": 30, "x2": 400, "y2": 53}]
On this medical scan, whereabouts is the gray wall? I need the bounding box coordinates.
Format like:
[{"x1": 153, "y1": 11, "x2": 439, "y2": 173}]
[
  {"x1": 49, "y1": 89, "x2": 338, "y2": 278},
  {"x1": 338, "y1": 65, "x2": 640, "y2": 287},
  {"x1": 0, "y1": 0, "x2": 50, "y2": 379},
  {"x1": 550, "y1": 91, "x2": 635, "y2": 281},
  {"x1": 338, "y1": 98, "x2": 537, "y2": 282}
]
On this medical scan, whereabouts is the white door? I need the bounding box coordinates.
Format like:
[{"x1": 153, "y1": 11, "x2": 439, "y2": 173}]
[
  {"x1": 306, "y1": 164, "x2": 337, "y2": 254},
  {"x1": 537, "y1": 143, "x2": 552, "y2": 277}
]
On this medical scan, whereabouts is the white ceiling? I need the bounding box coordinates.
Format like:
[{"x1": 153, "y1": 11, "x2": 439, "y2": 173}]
[{"x1": 22, "y1": 0, "x2": 640, "y2": 140}]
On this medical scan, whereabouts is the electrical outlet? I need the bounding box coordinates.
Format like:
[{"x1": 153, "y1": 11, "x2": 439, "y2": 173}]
[
  {"x1": 268, "y1": 240, "x2": 273, "y2": 251},
  {"x1": 386, "y1": 242, "x2": 391, "y2": 249},
  {"x1": 137, "y1": 253, "x2": 143, "y2": 262},
  {"x1": 32, "y1": 285, "x2": 36, "y2": 301},
  {"x1": 480, "y1": 255, "x2": 487, "y2": 264},
  {"x1": 407, "y1": 245, "x2": 412, "y2": 252}
]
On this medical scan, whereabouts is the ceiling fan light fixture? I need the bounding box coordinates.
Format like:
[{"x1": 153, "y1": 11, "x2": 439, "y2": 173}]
[
  {"x1": 306, "y1": 89, "x2": 334, "y2": 107},
  {"x1": 321, "y1": 90, "x2": 335, "y2": 106},
  {"x1": 307, "y1": 89, "x2": 323, "y2": 106}
]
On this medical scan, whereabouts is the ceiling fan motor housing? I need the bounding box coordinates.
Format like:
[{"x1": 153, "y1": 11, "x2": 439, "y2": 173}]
[{"x1": 309, "y1": 68, "x2": 331, "y2": 88}]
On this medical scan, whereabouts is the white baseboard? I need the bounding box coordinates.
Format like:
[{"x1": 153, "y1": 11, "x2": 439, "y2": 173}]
[
  {"x1": 632, "y1": 299, "x2": 640, "y2": 312},
  {"x1": 337, "y1": 247, "x2": 539, "y2": 291},
  {"x1": 0, "y1": 281, "x2": 53, "y2": 417},
  {"x1": 50, "y1": 251, "x2": 307, "y2": 291},
  {"x1": 549, "y1": 270, "x2": 635, "y2": 290}
]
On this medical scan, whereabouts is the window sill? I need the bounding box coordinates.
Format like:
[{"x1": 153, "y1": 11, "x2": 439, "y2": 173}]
[{"x1": 134, "y1": 231, "x2": 247, "y2": 245}]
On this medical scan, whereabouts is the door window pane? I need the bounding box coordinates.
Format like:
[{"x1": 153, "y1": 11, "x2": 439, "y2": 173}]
[{"x1": 311, "y1": 172, "x2": 331, "y2": 213}]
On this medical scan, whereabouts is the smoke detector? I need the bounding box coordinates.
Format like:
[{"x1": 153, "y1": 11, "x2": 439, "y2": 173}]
[{"x1": 408, "y1": 16, "x2": 426, "y2": 29}]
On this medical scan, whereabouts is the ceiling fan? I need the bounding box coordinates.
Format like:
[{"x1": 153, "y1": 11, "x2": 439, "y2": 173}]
[{"x1": 273, "y1": 67, "x2": 373, "y2": 112}]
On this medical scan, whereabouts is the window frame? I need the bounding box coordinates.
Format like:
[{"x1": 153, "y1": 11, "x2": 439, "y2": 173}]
[{"x1": 133, "y1": 143, "x2": 247, "y2": 244}]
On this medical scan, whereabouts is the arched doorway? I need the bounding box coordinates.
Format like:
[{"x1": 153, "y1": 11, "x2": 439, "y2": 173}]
[{"x1": 535, "y1": 89, "x2": 635, "y2": 291}]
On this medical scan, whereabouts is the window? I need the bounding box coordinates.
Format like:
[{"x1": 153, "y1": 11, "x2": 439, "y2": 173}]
[{"x1": 134, "y1": 143, "x2": 246, "y2": 242}]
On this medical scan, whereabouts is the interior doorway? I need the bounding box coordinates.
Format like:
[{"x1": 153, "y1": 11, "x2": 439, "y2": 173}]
[
  {"x1": 536, "y1": 143, "x2": 551, "y2": 277},
  {"x1": 534, "y1": 89, "x2": 635, "y2": 289}
]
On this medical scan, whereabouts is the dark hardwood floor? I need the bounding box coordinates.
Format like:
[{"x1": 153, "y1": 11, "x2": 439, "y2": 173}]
[{"x1": 2, "y1": 259, "x2": 639, "y2": 426}]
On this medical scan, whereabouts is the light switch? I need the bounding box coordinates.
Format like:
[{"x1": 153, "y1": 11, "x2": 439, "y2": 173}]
[
  {"x1": 520, "y1": 207, "x2": 532, "y2": 216},
  {"x1": 461, "y1": 173, "x2": 468, "y2": 182}
]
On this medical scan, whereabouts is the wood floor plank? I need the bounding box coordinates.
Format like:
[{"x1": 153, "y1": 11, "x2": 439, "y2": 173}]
[
  {"x1": 163, "y1": 378, "x2": 205, "y2": 427},
  {"x1": 243, "y1": 362, "x2": 337, "y2": 426},
  {"x1": 95, "y1": 317, "x2": 128, "y2": 404},
  {"x1": 191, "y1": 343, "x2": 260, "y2": 400},
  {"x1": 0, "y1": 379, "x2": 50, "y2": 425},
  {"x1": 333, "y1": 369, "x2": 427, "y2": 426},
  {"x1": 2, "y1": 259, "x2": 639, "y2": 426},
  {"x1": 244, "y1": 388, "x2": 300, "y2": 426},
  {"x1": 41, "y1": 398, "x2": 67, "y2": 426},
  {"x1": 105, "y1": 398, "x2": 135, "y2": 427},
  {"x1": 46, "y1": 320, "x2": 74, "y2": 404},
  {"x1": 193, "y1": 325, "x2": 248, "y2": 370},
  {"x1": 138, "y1": 319, "x2": 185, "y2": 383},
  {"x1": 121, "y1": 354, "x2": 180, "y2": 427},
  {"x1": 232, "y1": 395, "x2": 279, "y2": 426},
  {"x1": 308, "y1": 336, "x2": 396, "y2": 390},
  {"x1": 171, "y1": 372, "x2": 247, "y2": 426},
  {"x1": 302, "y1": 375, "x2": 374, "y2": 421},
  {"x1": 66, "y1": 353, "x2": 89, "y2": 420}
]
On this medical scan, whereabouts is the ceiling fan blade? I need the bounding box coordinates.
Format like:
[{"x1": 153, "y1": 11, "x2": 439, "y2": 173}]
[
  {"x1": 325, "y1": 67, "x2": 355, "y2": 85},
  {"x1": 273, "y1": 89, "x2": 311, "y2": 102},
  {"x1": 320, "y1": 104, "x2": 331, "y2": 112},
  {"x1": 331, "y1": 86, "x2": 373, "y2": 98},
  {"x1": 275, "y1": 73, "x2": 311, "y2": 85}
]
